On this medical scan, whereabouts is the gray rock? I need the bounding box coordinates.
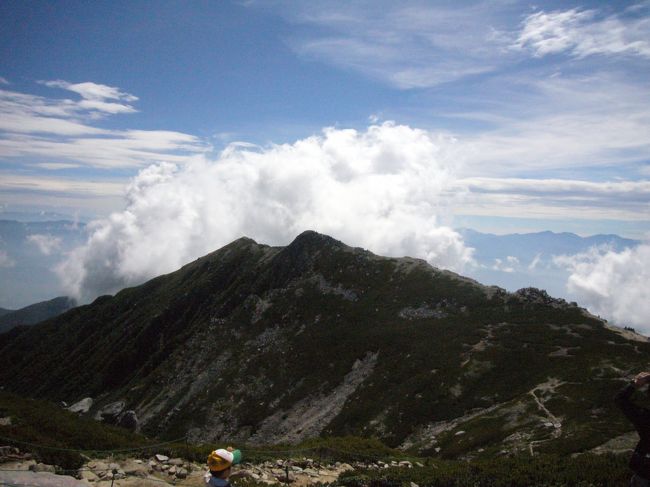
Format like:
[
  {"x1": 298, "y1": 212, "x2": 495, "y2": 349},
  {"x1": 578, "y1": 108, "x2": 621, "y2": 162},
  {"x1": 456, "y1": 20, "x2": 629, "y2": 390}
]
[
  {"x1": 78, "y1": 470, "x2": 98, "y2": 482},
  {"x1": 30, "y1": 463, "x2": 56, "y2": 473},
  {"x1": 231, "y1": 470, "x2": 255, "y2": 480},
  {"x1": 168, "y1": 457, "x2": 184, "y2": 466},
  {"x1": 93, "y1": 401, "x2": 125, "y2": 423},
  {"x1": 67, "y1": 397, "x2": 93, "y2": 414},
  {"x1": 1, "y1": 471, "x2": 87, "y2": 487},
  {"x1": 176, "y1": 467, "x2": 188, "y2": 479},
  {"x1": 155, "y1": 454, "x2": 169, "y2": 462},
  {"x1": 0, "y1": 416, "x2": 12, "y2": 426}
]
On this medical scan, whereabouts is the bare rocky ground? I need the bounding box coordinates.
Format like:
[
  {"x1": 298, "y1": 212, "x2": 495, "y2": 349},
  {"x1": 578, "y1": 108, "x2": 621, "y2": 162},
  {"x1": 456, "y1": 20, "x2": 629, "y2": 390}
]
[{"x1": 0, "y1": 448, "x2": 423, "y2": 487}]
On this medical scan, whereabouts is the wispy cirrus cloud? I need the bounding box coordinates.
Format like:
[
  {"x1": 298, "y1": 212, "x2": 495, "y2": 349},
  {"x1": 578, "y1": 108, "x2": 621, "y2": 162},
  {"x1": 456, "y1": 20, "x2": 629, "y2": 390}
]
[
  {"x1": 0, "y1": 81, "x2": 207, "y2": 169},
  {"x1": 455, "y1": 177, "x2": 650, "y2": 222},
  {"x1": 451, "y1": 74, "x2": 650, "y2": 177},
  {"x1": 276, "y1": 1, "x2": 513, "y2": 89},
  {"x1": 40, "y1": 80, "x2": 139, "y2": 116},
  {"x1": 514, "y1": 7, "x2": 650, "y2": 59}
]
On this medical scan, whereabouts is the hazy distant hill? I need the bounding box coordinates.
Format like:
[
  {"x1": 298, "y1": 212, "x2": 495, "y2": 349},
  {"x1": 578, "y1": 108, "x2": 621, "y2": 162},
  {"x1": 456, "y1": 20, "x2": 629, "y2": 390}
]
[
  {"x1": 0, "y1": 296, "x2": 76, "y2": 334},
  {"x1": 0, "y1": 220, "x2": 86, "y2": 309},
  {"x1": 0, "y1": 231, "x2": 645, "y2": 459},
  {"x1": 460, "y1": 229, "x2": 639, "y2": 299},
  {"x1": 460, "y1": 229, "x2": 638, "y2": 263}
]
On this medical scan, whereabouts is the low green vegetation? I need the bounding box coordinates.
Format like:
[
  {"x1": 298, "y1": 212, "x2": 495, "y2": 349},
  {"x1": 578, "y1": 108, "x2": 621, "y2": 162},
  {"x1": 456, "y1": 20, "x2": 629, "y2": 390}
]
[
  {"x1": 338, "y1": 454, "x2": 630, "y2": 487},
  {"x1": 0, "y1": 392, "x2": 153, "y2": 468},
  {"x1": 0, "y1": 393, "x2": 635, "y2": 485}
]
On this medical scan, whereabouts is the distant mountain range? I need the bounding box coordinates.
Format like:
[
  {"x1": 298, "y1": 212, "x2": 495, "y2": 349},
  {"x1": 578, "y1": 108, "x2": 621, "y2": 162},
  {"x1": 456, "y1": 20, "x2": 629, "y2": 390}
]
[
  {"x1": 460, "y1": 228, "x2": 637, "y2": 263},
  {"x1": 0, "y1": 296, "x2": 76, "y2": 334},
  {"x1": 0, "y1": 231, "x2": 645, "y2": 459}
]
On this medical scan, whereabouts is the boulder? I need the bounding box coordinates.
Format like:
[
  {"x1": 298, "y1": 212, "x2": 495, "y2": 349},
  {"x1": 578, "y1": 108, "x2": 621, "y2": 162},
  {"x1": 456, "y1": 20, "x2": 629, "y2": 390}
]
[
  {"x1": 118, "y1": 410, "x2": 138, "y2": 431},
  {"x1": 93, "y1": 401, "x2": 125, "y2": 423},
  {"x1": 77, "y1": 470, "x2": 98, "y2": 482},
  {"x1": 155, "y1": 454, "x2": 170, "y2": 462},
  {"x1": 67, "y1": 397, "x2": 93, "y2": 414},
  {"x1": 168, "y1": 457, "x2": 184, "y2": 466},
  {"x1": 122, "y1": 459, "x2": 149, "y2": 478},
  {"x1": 176, "y1": 468, "x2": 188, "y2": 479},
  {"x1": 29, "y1": 463, "x2": 56, "y2": 473},
  {"x1": 231, "y1": 470, "x2": 256, "y2": 480}
]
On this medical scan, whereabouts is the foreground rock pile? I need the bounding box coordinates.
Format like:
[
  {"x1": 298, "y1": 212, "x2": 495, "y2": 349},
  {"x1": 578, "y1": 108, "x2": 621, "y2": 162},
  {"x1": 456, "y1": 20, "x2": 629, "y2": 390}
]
[
  {"x1": 0, "y1": 447, "x2": 423, "y2": 487},
  {"x1": 0, "y1": 447, "x2": 425, "y2": 487}
]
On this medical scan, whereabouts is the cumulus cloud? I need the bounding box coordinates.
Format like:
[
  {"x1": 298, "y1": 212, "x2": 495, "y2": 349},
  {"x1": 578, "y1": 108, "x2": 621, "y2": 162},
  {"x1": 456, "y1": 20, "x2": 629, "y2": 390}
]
[
  {"x1": 515, "y1": 8, "x2": 650, "y2": 59},
  {"x1": 554, "y1": 244, "x2": 650, "y2": 332},
  {"x1": 57, "y1": 123, "x2": 475, "y2": 302},
  {"x1": 27, "y1": 234, "x2": 63, "y2": 255}
]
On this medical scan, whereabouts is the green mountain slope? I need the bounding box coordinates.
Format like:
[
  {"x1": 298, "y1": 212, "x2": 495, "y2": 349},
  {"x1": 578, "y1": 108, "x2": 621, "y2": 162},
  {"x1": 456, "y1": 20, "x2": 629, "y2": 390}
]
[
  {"x1": 0, "y1": 296, "x2": 76, "y2": 334},
  {"x1": 0, "y1": 231, "x2": 647, "y2": 459}
]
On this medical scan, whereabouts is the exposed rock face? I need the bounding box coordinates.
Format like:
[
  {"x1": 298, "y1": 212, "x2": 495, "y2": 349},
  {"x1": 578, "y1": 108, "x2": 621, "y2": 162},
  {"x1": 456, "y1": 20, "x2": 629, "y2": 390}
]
[{"x1": 250, "y1": 352, "x2": 378, "y2": 444}]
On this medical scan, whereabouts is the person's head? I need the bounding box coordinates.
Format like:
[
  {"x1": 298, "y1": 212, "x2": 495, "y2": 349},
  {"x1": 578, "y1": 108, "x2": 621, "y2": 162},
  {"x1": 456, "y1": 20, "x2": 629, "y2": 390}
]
[{"x1": 207, "y1": 447, "x2": 242, "y2": 478}]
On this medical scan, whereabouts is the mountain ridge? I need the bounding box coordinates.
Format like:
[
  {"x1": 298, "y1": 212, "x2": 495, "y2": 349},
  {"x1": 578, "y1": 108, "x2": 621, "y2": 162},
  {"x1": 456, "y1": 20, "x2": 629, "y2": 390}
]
[{"x1": 0, "y1": 231, "x2": 646, "y2": 459}]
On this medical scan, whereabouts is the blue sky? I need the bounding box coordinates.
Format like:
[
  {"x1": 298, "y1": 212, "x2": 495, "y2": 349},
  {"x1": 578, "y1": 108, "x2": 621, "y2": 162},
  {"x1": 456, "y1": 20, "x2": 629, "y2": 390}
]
[{"x1": 0, "y1": 0, "x2": 649, "y2": 236}]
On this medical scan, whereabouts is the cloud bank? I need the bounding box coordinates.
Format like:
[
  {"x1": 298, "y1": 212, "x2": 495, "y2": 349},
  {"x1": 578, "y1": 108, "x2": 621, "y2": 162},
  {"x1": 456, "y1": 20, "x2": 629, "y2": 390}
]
[
  {"x1": 554, "y1": 244, "x2": 650, "y2": 332},
  {"x1": 58, "y1": 123, "x2": 475, "y2": 302}
]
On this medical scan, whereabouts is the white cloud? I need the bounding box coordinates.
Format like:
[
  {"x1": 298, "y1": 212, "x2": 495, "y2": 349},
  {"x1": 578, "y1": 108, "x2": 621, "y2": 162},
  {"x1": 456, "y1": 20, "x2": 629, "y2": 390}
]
[
  {"x1": 277, "y1": 1, "x2": 511, "y2": 89},
  {"x1": 34, "y1": 163, "x2": 82, "y2": 170},
  {"x1": 57, "y1": 123, "x2": 475, "y2": 302},
  {"x1": 492, "y1": 255, "x2": 519, "y2": 273},
  {"x1": 0, "y1": 249, "x2": 14, "y2": 268},
  {"x1": 553, "y1": 244, "x2": 650, "y2": 332},
  {"x1": 0, "y1": 77, "x2": 9, "y2": 85},
  {"x1": 528, "y1": 253, "x2": 542, "y2": 270},
  {"x1": 0, "y1": 173, "x2": 126, "y2": 197},
  {"x1": 515, "y1": 8, "x2": 650, "y2": 59},
  {"x1": 455, "y1": 75, "x2": 650, "y2": 177},
  {"x1": 0, "y1": 83, "x2": 207, "y2": 168},
  {"x1": 40, "y1": 80, "x2": 138, "y2": 115},
  {"x1": 453, "y1": 177, "x2": 650, "y2": 221},
  {"x1": 27, "y1": 234, "x2": 63, "y2": 255}
]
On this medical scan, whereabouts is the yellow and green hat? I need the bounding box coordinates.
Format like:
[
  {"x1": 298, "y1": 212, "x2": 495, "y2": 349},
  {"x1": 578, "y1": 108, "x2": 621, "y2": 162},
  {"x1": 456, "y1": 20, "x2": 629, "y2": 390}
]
[{"x1": 207, "y1": 447, "x2": 242, "y2": 471}]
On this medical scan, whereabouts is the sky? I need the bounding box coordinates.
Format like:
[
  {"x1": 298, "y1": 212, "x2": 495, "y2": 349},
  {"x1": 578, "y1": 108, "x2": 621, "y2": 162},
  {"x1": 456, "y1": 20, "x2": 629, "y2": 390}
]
[{"x1": 0, "y1": 1, "x2": 649, "y2": 329}]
